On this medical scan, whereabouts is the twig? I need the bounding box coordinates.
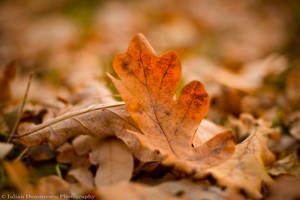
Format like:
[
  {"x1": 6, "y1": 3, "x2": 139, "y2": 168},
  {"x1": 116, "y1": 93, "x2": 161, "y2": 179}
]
[
  {"x1": 15, "y1": 147, "x2": 28, "y2": 161},
  {"x1": 7, "y1": 72, "x2": 33, "y2": 143}
]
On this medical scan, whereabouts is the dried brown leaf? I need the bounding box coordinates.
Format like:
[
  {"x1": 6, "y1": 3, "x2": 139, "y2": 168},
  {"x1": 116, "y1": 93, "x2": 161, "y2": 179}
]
[
  {"x1": 268, "y1": 154, "x2": 300, "y2": 177},
  {"x1": 183, "y1": 54, "x2": 287, "y2": 93},
  {"x1": 56, "y1": 142, "x2": 77, "y2": 164},
  {"x1": 226, "y1": 113, "x2": 280, "y2": 142},
  {"x1": 18, "y1": 102, "x2": 234, "y2": 176},
  {"x1": 204, "y1": 128, "x2": 275, "y2": 198},
  {"x1": 287, "y1": 111, "x2": 300, "y2": 140},
  {"x1": 155, "y1": 179, "x2": 227, "y2": 200},
  {"x1": 28, "y1": 144, "x2": 55, "y2": 161},
  {"x1": 18, "y1": 103, "x2": 134, "y2": 148},
  {"x1": 56, "y1": 142, "x2": 91, "y2": 169}
]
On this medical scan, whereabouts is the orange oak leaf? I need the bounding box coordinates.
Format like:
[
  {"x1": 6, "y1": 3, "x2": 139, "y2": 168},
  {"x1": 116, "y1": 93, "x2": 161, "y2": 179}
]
[{"x1": 109, "y1": 33, "x2": 235, "y2": 163}]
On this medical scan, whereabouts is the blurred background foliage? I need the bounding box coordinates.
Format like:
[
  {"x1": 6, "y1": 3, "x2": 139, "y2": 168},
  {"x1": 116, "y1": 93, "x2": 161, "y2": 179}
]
[
  {"x1": 1, "y1": 0, "x2": 300, "y2": 130},
  {"x1": 1, "y1": 0, "x2": 300, "y2": 124},
  {"x1": 0, "y1": 0, "x2": 298, "y2": 66}
]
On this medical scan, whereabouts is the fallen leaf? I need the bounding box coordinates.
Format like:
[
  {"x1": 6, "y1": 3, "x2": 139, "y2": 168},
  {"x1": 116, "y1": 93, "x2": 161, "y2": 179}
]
[
  {"x1": 4, "y1": 160, "x2": 72, "y2": 198},
  {"x1": 128, "y1": 123, "x2": 235, "y2": 175},
  {"x1": 155, "y1": 179, "x2": 227, "y2": 200},
  {"x1": 239, "y1": 54, "x2": 287, "y2": 89},
  {"x1": 0, "y1": 142, "x2": 13, "y2": 160},
  {"x1": 269, "y1": 176, "x2": 300, "y2": 200},
  {"x1": 109, "y1": 33, "x2": 235, "y2": 165},
  {"x1": 226, "y1": 113, "x2": 280, "y2": 142},
  {"x1": 67, "y1": 167, "x2": 94, "y2": 190},
  {"x1": 94, "y1": 139, "x2": 134, "y2": 186},
  {"x1": 56, "y1": 142, "x2": 91, "y2": 169},
  {"x1": 21, "y1": 103, "x2": 57, "y2": 123},
  {"x1": 183, "y1": 57, "x2": 255, "y2": 92},
  {"x1": 204, "y1": 125, "x2": 275, "y2": 198},
  {"x1": 3, "y1": 160, "x2": 32, "y2": 193},
  {"x1": 18, "y1": 102, "x2": 232, "y2": 169},
  {"x1": 269, "y1": 134, "x2": 297, "y2": 153},
  {"x1": 0, "y1": 61, "x2": 17, "y2": 103},
  {"x1": 1, "y1": 2, "x2": 295, "y2": 199},
  {"x1": 17, "y1": 35, "x2": 235, "y2": 179},
  {"x1": 268, "y1": 154, "x2": 300, "y2": 176},
  {"x1": 71, "y1": 80, "x2": 116, "y2": 105},
  {"x1": 11, "y1": 75, "x2": 69, "y2": 110},
  {"x1": 19, "y1": 35, "x2": 235, "y2": 181},
  {"x1": 17, "y1": 102, "x2": 135, "y2": 148},
  {"x1": 96, "y1": 181, "x2": 180, "y2": 200},
  {"x1": 286, "y1": 68, "x2": 300, "y2": 107},
  {"x1": 27, "y1": 144, "x2": 55, "y2": 161},
  {"x1": 290, "y1": 122, "x2": 300, "y2": 140},
  {"x1": 35, "y1": 175, "x2": 71, "y2": 198},
  {"x1": 17, "y1": 103, "x2": 163, "y2": 163},
  {"x1": 183, "y1": 54, "x2": 287, "y2": 93},
  {"x1": 287, "y1": 111, "x2": 300, "y2": 140},
  {"x1": 72, "y1": 135, "x2": 95, "y2": 156},
  {"x1": 56, "y1": 142, "x2": 78, "y2": 164},
  {"x1": 192, "y1": 119, "x2": 230, "y2": 146}
]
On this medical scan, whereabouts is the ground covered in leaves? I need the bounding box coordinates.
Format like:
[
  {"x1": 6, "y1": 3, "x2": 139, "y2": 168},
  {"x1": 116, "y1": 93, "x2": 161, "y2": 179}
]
[{"x1": 0, "y1": 0, "x2": 300, "y2": 200}]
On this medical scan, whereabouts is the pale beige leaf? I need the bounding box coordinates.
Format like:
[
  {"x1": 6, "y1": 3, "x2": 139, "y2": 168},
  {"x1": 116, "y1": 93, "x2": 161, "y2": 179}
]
[
  {"x1": 56, "y1": 143, "x2": 77, "y2": 164},
  {"x1": 192, "y1": 119, "x2": 228, "y2": 147},
  {"x1": 72, "y1": 135, "x2": 95, "y2": 156},
  {"x1": 0, "y1": 142, "x2": 13, "y2": 160},
  {"x1": 67, "y1": 167, "x2": 94, "y2": 190},
  {"x1": 89, "y1": 142, "x2": 102, "y2": 165},
  {"x1": 95, "y1": 139, "x2": 134, "y2": 186}
]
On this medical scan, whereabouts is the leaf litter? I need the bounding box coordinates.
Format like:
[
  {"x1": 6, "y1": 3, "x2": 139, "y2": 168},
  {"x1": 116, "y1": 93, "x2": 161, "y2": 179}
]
[
  {"x1": 6, "y1": 34, "x2": 281, "y2": 199},
  {"x1": 0, "y1": 2, "x2": 300, "y2": 198}
]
